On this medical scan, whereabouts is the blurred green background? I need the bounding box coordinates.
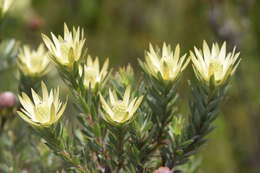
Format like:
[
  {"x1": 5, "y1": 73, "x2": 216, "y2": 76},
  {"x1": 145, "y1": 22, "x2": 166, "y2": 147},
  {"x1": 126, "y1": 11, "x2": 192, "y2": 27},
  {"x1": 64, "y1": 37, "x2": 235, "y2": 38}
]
[{"x1": 1, "y1": 0, "x2": 260, "y2": 173}]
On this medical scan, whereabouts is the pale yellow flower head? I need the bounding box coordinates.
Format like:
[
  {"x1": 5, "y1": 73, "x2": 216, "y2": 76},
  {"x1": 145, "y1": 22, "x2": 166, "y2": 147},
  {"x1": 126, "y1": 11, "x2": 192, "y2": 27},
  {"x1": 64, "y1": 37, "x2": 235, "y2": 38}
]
[
  {"x1": 80, "y1": 56, "x2": 109, "y2": 90},
  {"x1": 190, "y1": 41, "x2": 241, "y2": 86},
  {"x1": 0, "y1": 0, "x2": 13, "y2": 16},
  {"x1": 42, "y1": 23, "x2": 86, "y2": 69},
  {"x1": 142, "y1": 43, "x2": 189, "y2": 82},
  {"x1": 17, "y1": 44, "x2": 49, "y2": 77},
  {"x1": 100, "y1": 87, "x2": 143, "y2": 125},
  {"x1": 17, "y1": 82, "x2": 67, "y2": 127}
]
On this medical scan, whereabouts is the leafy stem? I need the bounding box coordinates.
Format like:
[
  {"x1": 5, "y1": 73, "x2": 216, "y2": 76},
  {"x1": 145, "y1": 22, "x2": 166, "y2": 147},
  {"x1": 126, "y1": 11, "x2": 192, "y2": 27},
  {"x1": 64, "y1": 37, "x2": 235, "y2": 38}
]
[
  {"x1": 33, "y1": 125, "x2": 87, "y2": 173},
  {"x1": 115, "y1": 128, "x2": 125, "y2": 173},
  {"x1": 170, "y1": 82, "x2": 226, "y2": 170}
]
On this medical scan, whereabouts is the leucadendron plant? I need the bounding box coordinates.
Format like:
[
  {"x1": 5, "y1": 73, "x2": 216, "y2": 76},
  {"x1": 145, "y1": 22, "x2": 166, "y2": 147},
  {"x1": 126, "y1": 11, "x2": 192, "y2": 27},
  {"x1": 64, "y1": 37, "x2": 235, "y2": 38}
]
[{"x1": 14, "y1": 24, "x2": 241, "y2": 173}]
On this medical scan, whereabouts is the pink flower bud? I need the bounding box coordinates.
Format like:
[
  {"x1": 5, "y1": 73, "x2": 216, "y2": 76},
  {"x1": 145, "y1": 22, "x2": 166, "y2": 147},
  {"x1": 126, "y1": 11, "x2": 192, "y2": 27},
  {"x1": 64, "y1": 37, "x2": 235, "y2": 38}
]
[
  {"x1": 153, "y1": 167, "x2": 173, "y2": 173},
  {"x1": 0, "y1": 92, "x2": 17, "y2": 108}
]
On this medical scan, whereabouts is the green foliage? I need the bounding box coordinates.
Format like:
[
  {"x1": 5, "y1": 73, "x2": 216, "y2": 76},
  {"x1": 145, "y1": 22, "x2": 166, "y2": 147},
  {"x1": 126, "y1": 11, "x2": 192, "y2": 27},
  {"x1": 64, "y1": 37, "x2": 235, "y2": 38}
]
[{"x1": 14, "y1": 37, "x2": 234, "y2": 173}]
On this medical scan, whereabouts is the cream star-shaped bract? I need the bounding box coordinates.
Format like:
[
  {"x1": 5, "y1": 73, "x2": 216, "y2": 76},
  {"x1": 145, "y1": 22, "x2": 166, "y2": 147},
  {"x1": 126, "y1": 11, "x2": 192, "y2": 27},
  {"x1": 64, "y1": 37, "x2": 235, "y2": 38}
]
[
  {"x1": 141, "y1": 43, "x2": 189, "y2": 82},
  {"x1": 17, "y1": 44, "x2": 49, "y2": 77},
  {"x1": 17, "y1": 82, "x2": 67, "y2": 127},
  {"x1": 42, "y1": 23, "x2": 86, "y2": 69},
  {"x1": 190, "y1": 41, "x2": 241, "y2": 86},
  {"x1": 100, "y1": 87, "x2": 143, "y2": 125},
  {"x1": 79, "y1": 56, "x2": 109, "y2": 90}
]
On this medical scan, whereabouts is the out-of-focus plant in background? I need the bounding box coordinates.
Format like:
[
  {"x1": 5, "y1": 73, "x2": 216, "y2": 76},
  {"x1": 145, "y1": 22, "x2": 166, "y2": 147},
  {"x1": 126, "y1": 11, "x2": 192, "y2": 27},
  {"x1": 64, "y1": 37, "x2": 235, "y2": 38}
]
[{"x1": 0, "y1": 0, "x2": 259, "y2": 173}]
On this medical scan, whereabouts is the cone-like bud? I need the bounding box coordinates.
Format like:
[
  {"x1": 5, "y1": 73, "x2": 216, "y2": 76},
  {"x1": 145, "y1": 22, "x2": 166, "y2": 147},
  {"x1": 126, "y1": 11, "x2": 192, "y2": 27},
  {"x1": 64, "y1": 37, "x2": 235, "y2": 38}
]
[
  {"x1": 0, "y1": 91, "x2": 17, "y2": 117},
  {"x1": 115, "y1": 64, "x2": 134, "y2": 87},
  {"x1": 172, "y1": 116, "x2": 184, "y2": 136},
  {"x1": 0, "y1": 91, "x2": 16, "y2": 108},
  {"x1": 153, "y1": 167, "x2": 172, "y2": 173}
]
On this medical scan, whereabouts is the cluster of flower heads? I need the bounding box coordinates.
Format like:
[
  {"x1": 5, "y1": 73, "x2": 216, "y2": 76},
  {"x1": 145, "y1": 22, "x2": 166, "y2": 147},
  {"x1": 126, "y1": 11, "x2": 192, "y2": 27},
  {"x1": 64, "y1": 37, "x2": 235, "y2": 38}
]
[
  {"x1": 16, "y1": 24, "x2": 241, "y2": 127},
  {"x1": 141, "y1": 41, "x2": 241, "y2": 86}
]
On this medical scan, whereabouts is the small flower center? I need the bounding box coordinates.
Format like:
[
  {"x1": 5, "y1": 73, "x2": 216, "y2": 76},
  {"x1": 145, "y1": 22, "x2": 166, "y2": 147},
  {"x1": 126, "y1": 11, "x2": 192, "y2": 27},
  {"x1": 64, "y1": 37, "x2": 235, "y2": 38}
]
[
  {"x1": 159, "y1": 59, "x2": 171, "y2": 80},
  {"x1": 34, "y1": 103, "x2": 50, "y2": 123},
  {"x1": 61, "y1": 42, "x2": 71, "y2": 54},
  {"x1": 84, "y1": 66, "x2": 99, "y2": 82},
  {"x1": 111, "y1": 101, "x2": 128, "y2": 122},
  {"x1": 29, "y1": 55, "x2": 44, "y2": 71},
  {"x1": 208, "y1": 58, "x2": 223, "y2": 81}
]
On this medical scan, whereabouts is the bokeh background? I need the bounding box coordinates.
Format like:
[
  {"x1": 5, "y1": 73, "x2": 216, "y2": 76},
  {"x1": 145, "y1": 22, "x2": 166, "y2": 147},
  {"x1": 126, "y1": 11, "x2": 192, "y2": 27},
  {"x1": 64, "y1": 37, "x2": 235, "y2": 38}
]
[{"x1": 1, "y1": 0, "x2": 260, "y2": 173}]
